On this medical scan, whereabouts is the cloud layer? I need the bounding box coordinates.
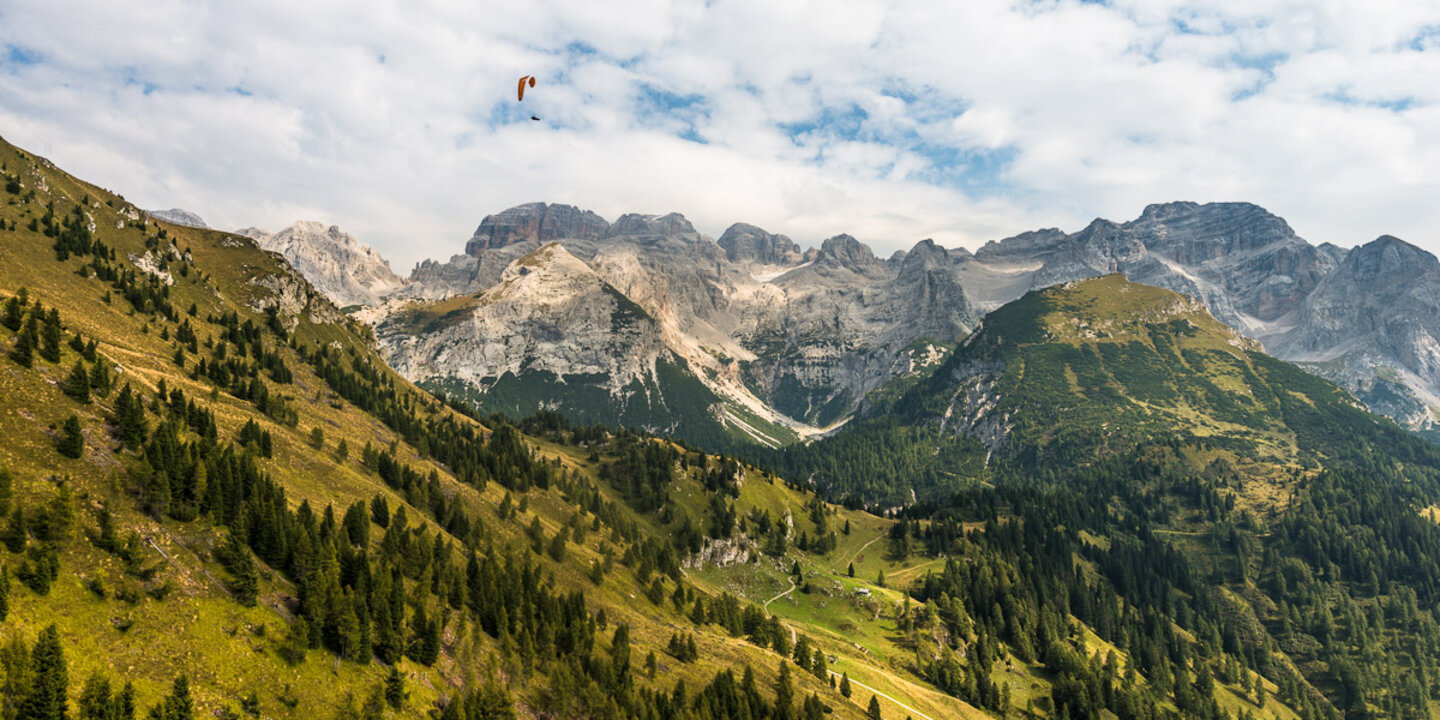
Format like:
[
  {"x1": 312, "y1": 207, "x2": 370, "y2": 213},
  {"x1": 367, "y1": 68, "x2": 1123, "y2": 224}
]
[{"x1": 3, "y1": 0, "x2": 1439, "y2": 268}]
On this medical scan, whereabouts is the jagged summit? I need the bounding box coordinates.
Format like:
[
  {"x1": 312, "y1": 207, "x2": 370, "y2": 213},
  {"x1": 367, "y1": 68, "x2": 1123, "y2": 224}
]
[
  {"x1": 275, "y1": 196, "x2": 1440, "y2": 436},
  {"x1": 247, "y1": 221, "x2": 405, "y2": 307},
  {"x1": 717, "y1": 223, "x2": 808, "y2": 267},
  {"x1": 464, "y1": 202, "x2": 610, "y2": 255},
  {"x1": 607, "y1": 212, "x2": 697, "y2": 238}
]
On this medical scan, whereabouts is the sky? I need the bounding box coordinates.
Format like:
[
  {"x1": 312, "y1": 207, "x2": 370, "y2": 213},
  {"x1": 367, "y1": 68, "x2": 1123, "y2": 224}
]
[{"x1": 2, "y1": 0, "x2": 1439, "y2": 271}]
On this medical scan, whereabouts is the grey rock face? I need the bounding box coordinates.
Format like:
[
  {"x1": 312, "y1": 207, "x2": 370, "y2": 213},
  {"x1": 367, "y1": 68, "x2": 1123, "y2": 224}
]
[
  {"x1": 378, "y1": 243, "x2": 669, "y2": 391},
  {"x1": 1269, "y1": 236, "x2": 1440, "y2": 430},
  {"x1": 464, "y1": 202, "x2": 610, "y2": 255},
  {"x1": 717, "y1": 223, "x2": 807, "y2": 267},
  {"x1": 247, "y1": 221, "x2": 406, "y2": 308},
  {"x1": 146, "y1": 208, "x2": 208, "y2": 228},
  {"x1": 358, "y1": 200, "x2": 1440, "y2": 437}
]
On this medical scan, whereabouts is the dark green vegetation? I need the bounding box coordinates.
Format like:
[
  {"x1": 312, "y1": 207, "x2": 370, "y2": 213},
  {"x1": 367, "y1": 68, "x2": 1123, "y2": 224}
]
[
  {"x1": 7, "y1": 133, "x2": 1440, "y2": 720},
  {"x1": 765, "y1": 276, "x2": 1440, "y2": 720},
  {"x1": 0, "y1": 136, "x2": 912, "y2": 720},
  {"x1": 422, "y1": 355, "x2": 773, "y2": 453}
]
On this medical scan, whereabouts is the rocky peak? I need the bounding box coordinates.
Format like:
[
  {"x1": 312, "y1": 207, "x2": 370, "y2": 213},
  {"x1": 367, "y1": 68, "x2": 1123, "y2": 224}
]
[
  {"x1": 1125, "y1": 201, "x2": 1299, "y2": 263},
  {"x1": 606, "y1": 212, "x2": 697, "y2": 239},
  {"x1": 1339, "y1": 235, "x2": 1440, "y2": 283},
  {"x1": 816, "y1": 234, "x2": 878, "y2": 271},
  {"x1": 249, "y1": 220, "x2": 405, "y2": 307},
  {"x1": 897, "y1": 238, "x2": 952, "y2": 277},
  {"x1": 974, "y1": 228, "x2": 1067, "y2": 261},
  {"x1": 717, "y1": 223, "x2": 804, "y2": 266},
  {"x1": 465, "y1": 202, "x2": 610, "y2": 255},
  {"x1": 499, "y1": 242, "x2": 598, "y2": 286}
]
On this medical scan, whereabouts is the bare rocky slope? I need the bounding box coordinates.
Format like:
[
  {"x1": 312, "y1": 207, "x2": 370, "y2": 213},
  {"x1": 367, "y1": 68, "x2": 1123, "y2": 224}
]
[
  {"x1": 242, "y1": 220, "x2": 406, "y2": 307},
  {"x1": 294, "y1": 201, "x2": 1440, "y2": 442}
]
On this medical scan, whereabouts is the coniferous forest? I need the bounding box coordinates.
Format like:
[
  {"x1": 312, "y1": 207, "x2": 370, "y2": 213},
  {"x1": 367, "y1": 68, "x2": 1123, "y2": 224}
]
[{"x1": 7, "y1": 127, "x2": 1440, "y2": 720}]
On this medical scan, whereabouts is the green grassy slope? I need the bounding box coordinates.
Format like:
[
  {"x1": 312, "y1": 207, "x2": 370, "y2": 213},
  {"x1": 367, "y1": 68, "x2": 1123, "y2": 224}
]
[{"x1": 0, "y1": 136, "x2": 893, "y2": 720}]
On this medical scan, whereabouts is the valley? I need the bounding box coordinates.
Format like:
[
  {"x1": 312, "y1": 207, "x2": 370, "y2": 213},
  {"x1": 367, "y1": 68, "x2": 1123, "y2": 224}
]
[{"x1": 4, "y1": 132, "x2": 1440, "y2": 720}]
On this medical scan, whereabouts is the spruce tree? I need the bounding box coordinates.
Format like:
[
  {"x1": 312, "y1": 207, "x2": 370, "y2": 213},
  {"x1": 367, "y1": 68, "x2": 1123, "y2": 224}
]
[
  {"x1": 610, "y1": 624, "x2": 632, "y2": 692},
  {"x1": 113, "y1": 385, "x2": 147, "y2": 449},
  {"x1": 840, "y1": 672, "x2": 852, "y2": 698},
  {"x1": 867, "y1": 694, "x2": 883, "y2": 720},
  {"x1": 150, "y1": 675, "x2": 193, "y2": 720},
  {"x1": 88, "y1": 359, "x2": 110, "y2": 398},
  {"x1": 39, "y1": 308, "x2": 62, "y2": 363},
  {"x1": 22, "y1": 625, "x2": 68, "y2": 720},
  {"x1": 384, "y1": 667, "x2": 404, "y2": 709},
  {"x1": 774, "y1": 661, "x2": 796, "y2": 720},
  {"x1": 0, "y1": 468, "x2": 13, "y2": 516},
  {"x1": 57, "y1": 415, "x2": 85, "y2": 459},
  {"x1": 9, "y1": 323, "x2": 35, "y2": 367},
  {"x1": 3, "y1": 505, "x2": 26, "y2": 553},
  {"x1": 63, "y1": 361, "x2": 90, "y2": 403},
  {"x1": 1, "y1": 295, "x2": 22, "y2": 331},
  {"x1": 222, "y1": 532, "x2": 258, "y2": 607}
]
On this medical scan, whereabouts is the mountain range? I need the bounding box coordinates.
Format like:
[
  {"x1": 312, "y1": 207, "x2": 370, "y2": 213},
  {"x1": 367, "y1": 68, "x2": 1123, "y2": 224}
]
[
  {"x1": 13, "y1": 134, "x2": 1440, "y2": 720},
  {"x1": 245, "y1": 200, "x2": 1440, "y2": 447}
]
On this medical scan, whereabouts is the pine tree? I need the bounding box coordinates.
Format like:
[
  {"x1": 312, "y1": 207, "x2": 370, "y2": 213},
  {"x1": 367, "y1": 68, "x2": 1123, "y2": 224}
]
[
  {"x1": 774, "y1": 661, "x2": 796, "y2": 720},
  {"x1": 150, "y1": 675, "x2": 193, "y2": 720},
  {"x1": 0, "y1": 468, "x2": 11, "y2": 516},
  {"x1": 3, "y1": 505, "x2": 27, "y2": 553},
  {"x1": 848, "y1": 562, "x2": 855, "y2": 577},
  {"x1": 1, "y1": 295, "x2": 22, "y2": 331},
  {"x1": 384, "y1": 667, "x2": 405, "y2": 709},
  {"x1": 840, "y1": 672, "x2": 852, "y2": 698},
  {"x1": 113, "y1": 385, "x2": 147, "y2": 449},
  {"x1": 39, "y1": 308, "x2": 62, "y2": 363},
  {"x1": 22, "y1": 625, "x2": 68, "y2": 720},
  {"x1": 222, "y1": 532, "x2": 259, "y2": 607},
  {"x1": 0, "y1": 566, "x2": 9, "y2": 622},
  {"x1": 63, "y1": 361, "x2": 90, "y2": 403},
  {"x1": 867, "y1": 694, "x2": 883, "y2": 720},
  {"x1": 610, "y1": 624, "x2": 632, "y2": 692},
  {"x1": 88, "y1": 359, "x2": 111, "y2": 398},
  {"x1": 9, "y1": 323, "x2": 35, "y2": 367},
  {"x1": 57, "y1": 415, "x2": 85, "y2": 459},
  {"x1": 876, "y1": 569, "x2": 886, "y2": 588}
]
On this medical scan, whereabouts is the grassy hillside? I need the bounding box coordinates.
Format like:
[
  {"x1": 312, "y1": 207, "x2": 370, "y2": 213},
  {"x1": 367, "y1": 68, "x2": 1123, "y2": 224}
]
[
  {"x1": 0, "y1": 136, "x2": 920, "y2": 720},
  {"x1": 8, "y1": 134, "x2": 1421, "y2": 720},
  {"x1": 769, "y1": 275, "x2": 1440, "y2": 720}
]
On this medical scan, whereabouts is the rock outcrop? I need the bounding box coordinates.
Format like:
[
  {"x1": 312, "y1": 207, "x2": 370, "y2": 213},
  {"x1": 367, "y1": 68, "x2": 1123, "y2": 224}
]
[
  {"x1": 245, "y1": 221, "x2": 406, "y2": 307},
  {"x1": 463, "y1": 202, "x2": 609, "y2": 255},
  {"x1": 146, "y1": 208, "x2": 208, "y2": 228}
]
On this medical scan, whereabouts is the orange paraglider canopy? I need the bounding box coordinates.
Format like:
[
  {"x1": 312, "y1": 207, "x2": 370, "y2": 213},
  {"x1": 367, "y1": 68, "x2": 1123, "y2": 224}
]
[{"x1": 517, "y1": 75, "x2": 536, "y2": 102}]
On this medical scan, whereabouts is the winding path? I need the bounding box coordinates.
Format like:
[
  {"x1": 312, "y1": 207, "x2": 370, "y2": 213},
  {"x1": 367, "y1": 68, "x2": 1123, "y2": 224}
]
[
  {"x1": 845, "y1": 536, "x2": 882, "y2": 569},
  {"x1": 764, "y1": 575, "x2": 798, "y2": 613},
  {"x1": 764, "y1": 571, "x2": 939, "y2": 720},
  {"x1": 827, "y1": 667, "x2": 937, "y2": 720}
]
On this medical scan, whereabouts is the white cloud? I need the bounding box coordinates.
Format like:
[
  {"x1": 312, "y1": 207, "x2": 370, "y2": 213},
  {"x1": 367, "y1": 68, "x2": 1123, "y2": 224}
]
[{"x1": 2, "y1": 0, "x2": 1439, "y2": 271}]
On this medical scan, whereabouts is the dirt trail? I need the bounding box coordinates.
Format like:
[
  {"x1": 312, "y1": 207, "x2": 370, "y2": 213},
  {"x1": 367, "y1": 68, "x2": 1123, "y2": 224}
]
[{"x1": 827, "y1": 667, "x2": 937, "y2": 720}]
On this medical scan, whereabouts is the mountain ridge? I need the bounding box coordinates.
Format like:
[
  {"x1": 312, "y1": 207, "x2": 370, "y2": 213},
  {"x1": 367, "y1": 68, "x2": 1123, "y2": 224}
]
[{"x1": 335, "y1": 200, "x2": 1440, "y2": 443}]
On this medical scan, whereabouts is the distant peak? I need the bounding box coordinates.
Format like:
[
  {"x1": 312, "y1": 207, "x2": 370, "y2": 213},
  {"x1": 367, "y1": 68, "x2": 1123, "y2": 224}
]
[
  {"x1": 146, "y1": 208, "x2": 208, "y2": 229},
  {"x1": 817, "y1": 233, "x2": 877, "y2": 269},
  {"x1": 607, "y1": 212, "x2": 696, "y2": 238},
  {"x1": 1341, "y1": 234, "x2": 1440, "y2": 278},
  {"x1": 466, "y1": 202, "x2": 610, "y2": 255},
  {"x1": 718, "y1": 222, "x2": 802, "y2": 265}
]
